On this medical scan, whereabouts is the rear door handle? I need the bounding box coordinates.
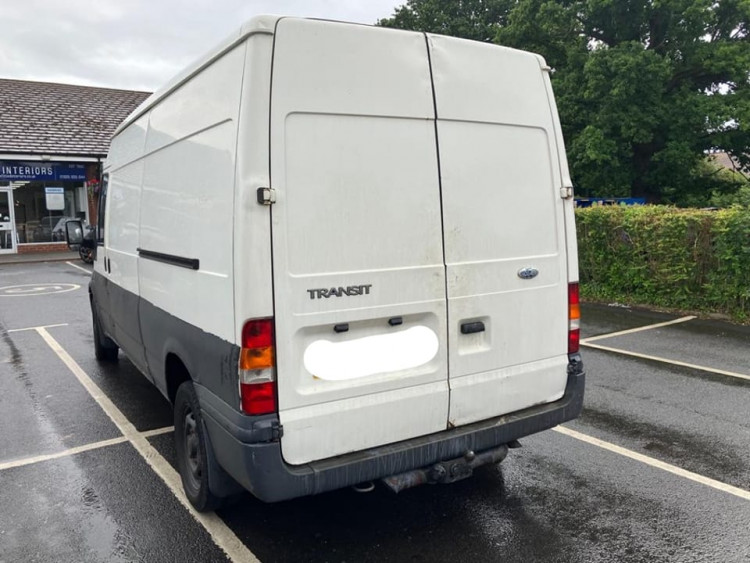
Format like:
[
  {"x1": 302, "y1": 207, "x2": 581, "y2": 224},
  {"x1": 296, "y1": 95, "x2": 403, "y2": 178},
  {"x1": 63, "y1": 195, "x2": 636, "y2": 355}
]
[{"x1": 461, "y1": 321, "x2": 485, "y2": 334}]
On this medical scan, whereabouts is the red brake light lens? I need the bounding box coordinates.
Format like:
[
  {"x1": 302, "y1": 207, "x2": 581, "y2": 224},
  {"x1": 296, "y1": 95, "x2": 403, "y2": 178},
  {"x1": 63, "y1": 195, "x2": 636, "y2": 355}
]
[
  {"x1": 569, "y1": 283, "x2": 580, "y2": 354},
  {"x1": 240, "y1": 381, "x2": 276, "y2": 415},
  {"x1": 569, "y1": 328, "x2": 580, "y2": 354},
  {"x1": 242, "y1": 318, "x2": 274, "y2": 348}
]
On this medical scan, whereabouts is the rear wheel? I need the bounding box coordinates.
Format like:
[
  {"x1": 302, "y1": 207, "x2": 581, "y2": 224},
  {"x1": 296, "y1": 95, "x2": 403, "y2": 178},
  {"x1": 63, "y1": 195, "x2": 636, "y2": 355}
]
[
  {"x1": 92, "y1": 304, "x2": 118, "y2": 362},
  {"x1": 175, "y1": 381, "x2": 223, "y2": 512}
]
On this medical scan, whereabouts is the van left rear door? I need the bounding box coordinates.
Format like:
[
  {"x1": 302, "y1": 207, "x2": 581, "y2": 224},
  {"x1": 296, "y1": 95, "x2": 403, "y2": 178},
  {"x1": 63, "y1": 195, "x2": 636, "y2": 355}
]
[{"x1": 269, "y1": 19, "x2": 449, "y2": 466}]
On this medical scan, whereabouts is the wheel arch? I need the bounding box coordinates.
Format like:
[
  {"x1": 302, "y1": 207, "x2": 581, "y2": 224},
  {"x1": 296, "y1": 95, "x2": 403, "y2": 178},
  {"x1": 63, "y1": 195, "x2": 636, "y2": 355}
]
[{"x1": 166, "y1": 352, "x2": 192, "y2": 405}]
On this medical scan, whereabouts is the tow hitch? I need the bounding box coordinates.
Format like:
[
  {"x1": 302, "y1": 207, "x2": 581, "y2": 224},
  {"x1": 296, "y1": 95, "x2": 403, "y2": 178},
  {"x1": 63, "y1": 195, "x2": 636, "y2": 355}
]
[{"x1": 381, "y1": 444, "x2": 509, "y2": 493}]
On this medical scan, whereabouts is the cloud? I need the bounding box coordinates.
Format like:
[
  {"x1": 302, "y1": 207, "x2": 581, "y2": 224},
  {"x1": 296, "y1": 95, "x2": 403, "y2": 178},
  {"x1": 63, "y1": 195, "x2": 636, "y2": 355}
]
[{"x1": 0, "y1": 0, "x2": 400, "y2": 91}]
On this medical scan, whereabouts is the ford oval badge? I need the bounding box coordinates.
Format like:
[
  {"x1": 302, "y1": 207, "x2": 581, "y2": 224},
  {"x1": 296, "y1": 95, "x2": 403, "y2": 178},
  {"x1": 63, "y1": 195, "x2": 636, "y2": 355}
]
[{"x1": 518, "y1": 267, "x2": 539, "y2": 280}]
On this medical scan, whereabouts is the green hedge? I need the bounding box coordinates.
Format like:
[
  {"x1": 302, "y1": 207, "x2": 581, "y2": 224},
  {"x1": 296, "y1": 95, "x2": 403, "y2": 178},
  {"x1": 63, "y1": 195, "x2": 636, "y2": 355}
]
[{"x1": 575, "y1": 206, "x2": 750, "y2": 322}]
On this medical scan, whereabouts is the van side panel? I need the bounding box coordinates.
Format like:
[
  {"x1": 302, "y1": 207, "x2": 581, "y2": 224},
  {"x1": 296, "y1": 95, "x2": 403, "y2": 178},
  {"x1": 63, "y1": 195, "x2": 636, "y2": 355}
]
[
  {"x1": 132, "y1": 45, "x2": 244, "y2": 403},
  {"x1": 138, "y1": 45, "x2": 244, "y2": 348},
  {"x1": 106, "y1": 115, "x2": 149, "y2": 171},
  {"x1": 428, "y1": 36, "x2": 570, "y2": 426}
]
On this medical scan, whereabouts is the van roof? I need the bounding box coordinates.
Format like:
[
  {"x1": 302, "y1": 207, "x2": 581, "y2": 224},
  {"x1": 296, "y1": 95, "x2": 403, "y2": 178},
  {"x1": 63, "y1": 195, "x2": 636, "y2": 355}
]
[
  {"x1": 113, "y1": 15, "x2": 281, "y2": 136},
  {"x1": 113, "y1": 16, "x2": 549, "y2": 137}
]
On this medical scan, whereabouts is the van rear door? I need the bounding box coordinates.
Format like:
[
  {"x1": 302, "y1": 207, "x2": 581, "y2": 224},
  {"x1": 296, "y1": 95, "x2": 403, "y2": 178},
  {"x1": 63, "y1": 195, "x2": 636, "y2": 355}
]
[
  {"x1": 428, "y1": 36, "x2": 570, "y2": 427},
  {"x1": 269, "y1": 19, "x2": 449, "y2": 465}
]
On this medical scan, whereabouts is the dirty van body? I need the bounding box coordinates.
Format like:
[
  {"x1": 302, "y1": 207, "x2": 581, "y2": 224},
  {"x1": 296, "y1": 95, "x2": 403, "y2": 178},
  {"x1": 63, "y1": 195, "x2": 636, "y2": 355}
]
[{"x1": 89, "y1": 16, "x2": 584, "y2": 509}]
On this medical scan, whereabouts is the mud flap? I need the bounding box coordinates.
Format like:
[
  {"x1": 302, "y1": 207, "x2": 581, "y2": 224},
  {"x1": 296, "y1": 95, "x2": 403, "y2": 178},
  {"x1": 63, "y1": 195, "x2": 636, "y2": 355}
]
[{"x1": 202, "y1": 416, "x2": 245, "y2": 499}]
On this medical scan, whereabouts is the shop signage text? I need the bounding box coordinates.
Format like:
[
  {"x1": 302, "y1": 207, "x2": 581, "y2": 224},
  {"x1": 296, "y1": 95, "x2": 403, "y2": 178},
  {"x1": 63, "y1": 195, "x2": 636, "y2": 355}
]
[{"x1": 0, "y1": 161, "x2": 88, "y2": 182}]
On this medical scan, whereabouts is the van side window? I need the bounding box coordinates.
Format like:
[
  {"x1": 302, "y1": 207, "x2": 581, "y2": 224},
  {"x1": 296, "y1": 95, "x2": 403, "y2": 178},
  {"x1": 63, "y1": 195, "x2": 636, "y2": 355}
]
[{"x1": 97, "y1": 173, "x2": 109, "y2": 244}]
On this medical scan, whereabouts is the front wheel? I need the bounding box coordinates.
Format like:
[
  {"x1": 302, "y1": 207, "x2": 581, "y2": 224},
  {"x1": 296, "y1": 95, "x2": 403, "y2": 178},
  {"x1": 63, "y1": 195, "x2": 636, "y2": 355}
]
[
  {"x1": 174, "y1": 381, "x2": 223, "y2": 512},
  {"x1": 79, "y1": 245, "x2": 94, "y2": 264}
]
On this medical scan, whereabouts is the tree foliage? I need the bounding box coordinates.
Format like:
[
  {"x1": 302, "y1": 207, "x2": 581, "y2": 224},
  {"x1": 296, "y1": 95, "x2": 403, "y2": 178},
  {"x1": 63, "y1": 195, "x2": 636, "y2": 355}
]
[
  {"x1": 377, "y1": 0, "x2": 513, "y2": 42},
  {"x1": 378, "y1": 0, "x2": 750, "y2": 204}
]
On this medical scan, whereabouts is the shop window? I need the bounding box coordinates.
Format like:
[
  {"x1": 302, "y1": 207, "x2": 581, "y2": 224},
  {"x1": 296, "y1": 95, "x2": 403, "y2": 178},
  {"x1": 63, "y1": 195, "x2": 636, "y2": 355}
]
[{"x1": 7, "y1": 181, "x2": 88, "y2": 244}]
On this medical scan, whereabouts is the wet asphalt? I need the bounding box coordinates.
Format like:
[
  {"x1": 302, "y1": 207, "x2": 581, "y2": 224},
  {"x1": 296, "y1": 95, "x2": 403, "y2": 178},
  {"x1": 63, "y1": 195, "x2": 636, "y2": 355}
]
[{"x1": 0, "y1": 261, "x2": 749, "y2": 562}]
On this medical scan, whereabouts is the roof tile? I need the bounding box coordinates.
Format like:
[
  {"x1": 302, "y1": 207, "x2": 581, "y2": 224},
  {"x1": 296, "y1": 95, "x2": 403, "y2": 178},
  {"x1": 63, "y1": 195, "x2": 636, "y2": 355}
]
[{"x1": 0, "y1": 78, "x2": 151, "y2": 157}]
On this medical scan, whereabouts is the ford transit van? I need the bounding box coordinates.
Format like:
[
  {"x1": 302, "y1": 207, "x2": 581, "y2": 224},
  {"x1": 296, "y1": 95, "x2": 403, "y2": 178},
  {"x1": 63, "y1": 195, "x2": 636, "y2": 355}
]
[{"x1": 78, "y1": 16, "x2": 585, "y2": 510}]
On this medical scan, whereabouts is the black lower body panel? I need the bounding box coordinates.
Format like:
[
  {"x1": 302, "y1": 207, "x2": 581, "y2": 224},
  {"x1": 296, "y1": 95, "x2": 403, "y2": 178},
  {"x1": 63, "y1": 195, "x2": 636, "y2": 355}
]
[{"x1": 199, "y1": 361, "x2": 585, "y2": 503}]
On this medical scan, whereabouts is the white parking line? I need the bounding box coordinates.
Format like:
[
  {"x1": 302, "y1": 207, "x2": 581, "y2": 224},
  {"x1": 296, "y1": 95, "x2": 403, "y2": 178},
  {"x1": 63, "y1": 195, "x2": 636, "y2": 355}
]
[
  {"x1": 582, "y1": 341, "x2": 750, "y2": 381},
  {"x1": 581, "y1": 315, "x2": 696, "y2": 344},
  {"x1": 0, "y1": 436, "x2": 129, "y2": 471},
  {"x1": 554, "y1": 426, "x2": 750, "y2": 501},
  {"x1": 65, "y1": 261, "x2": 92, "y2": 274},
  {"x1": 36, "y1": 327, "x2": 259, "y2": 563},
  {"x1": 7, "y1": 323, "x2": 68, "y2": 333},
  {"x1": 142, "y1": 426, "x2": 175, "y2": 438},
  {"x1": 0, "y1": 426, "x2": 176, "y2": 472}
]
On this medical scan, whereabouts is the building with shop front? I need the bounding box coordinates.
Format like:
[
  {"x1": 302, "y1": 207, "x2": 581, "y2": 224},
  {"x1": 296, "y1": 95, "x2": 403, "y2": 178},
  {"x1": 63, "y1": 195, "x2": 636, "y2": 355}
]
[{"x1": 0, "y1": 78, "x2": 150, "y2": 254}]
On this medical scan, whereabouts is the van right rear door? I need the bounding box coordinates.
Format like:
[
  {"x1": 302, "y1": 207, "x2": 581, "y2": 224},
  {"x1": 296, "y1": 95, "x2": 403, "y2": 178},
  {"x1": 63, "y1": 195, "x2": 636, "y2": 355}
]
[{"x1": 428, "y1": 36, "x2": 571, "y2": 428}]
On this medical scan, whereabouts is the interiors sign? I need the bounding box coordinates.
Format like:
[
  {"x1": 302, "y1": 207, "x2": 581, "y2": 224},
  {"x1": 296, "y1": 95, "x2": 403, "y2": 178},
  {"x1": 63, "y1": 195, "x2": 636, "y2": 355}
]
[{"x1": 0, "y1": 161, "x2": 88, "y2": 181}]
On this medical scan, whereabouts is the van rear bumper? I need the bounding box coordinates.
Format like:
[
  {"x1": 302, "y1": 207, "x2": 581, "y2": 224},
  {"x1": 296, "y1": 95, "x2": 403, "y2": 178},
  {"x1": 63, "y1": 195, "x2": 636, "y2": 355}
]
[{"x1": 199, "y1": 357, "x2": 585, "y2": 503}]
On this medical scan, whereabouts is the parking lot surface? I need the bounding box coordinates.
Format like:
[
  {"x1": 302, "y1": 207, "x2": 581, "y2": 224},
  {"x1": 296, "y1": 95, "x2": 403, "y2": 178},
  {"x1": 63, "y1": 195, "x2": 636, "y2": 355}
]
[{"x1": 1, "y1": 260, "x2": 749, "y2": 562}]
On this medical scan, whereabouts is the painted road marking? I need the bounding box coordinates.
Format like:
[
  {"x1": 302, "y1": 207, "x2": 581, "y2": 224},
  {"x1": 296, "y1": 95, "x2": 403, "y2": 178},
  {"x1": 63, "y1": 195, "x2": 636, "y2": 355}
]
[
  {"x1": 0, "y1": 426, "x2": 176, "y2": 472},
  {"x1": 36, "y1": 327, "x2": 259, "y2": 563},
  {"x1": 7, "y1": 323, "x2": 69, "y2": 333},
  {"x1": 65, "y1": 261, "x2": 92, "y2": 274},
  {"x1": 581, "y1": 315, "x2": 696, "y2": 344},
  {"x1": 582, "y1": 341, "x2": 750, "y2": 381},
  {"x1": 554, "y1": 426, "x2": 750, "y2": 501},
  {"x1": 0, "y1": 436, "x2": 129, "y2": 471},
  {"x1": 0, "y1": 283, "x2": 80, "y2": 297},
  {"x1": 142, "y1": 426, "x2": 175, "y2": 438}
]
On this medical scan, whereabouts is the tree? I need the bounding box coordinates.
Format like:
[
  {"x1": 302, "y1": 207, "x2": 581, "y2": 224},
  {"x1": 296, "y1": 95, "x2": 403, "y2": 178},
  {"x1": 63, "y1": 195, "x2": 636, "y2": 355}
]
[
  {"x1": 377, "y1": 0, "x2": 513, "y2": 43},
  {"x1": 499, "y1": 0, "x2": 750, "y2": 203},
  {"x1": 379, "y1": 0, "x2": 750, "y2": 204}
]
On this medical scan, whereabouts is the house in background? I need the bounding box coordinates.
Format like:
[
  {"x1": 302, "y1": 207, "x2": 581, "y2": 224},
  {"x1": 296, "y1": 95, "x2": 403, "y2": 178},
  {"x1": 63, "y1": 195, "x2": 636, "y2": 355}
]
[
  {"x1": 709, "y1": 150, "x2": 749, "y2": 179},
  {"x1": 0, "y1": 79, "x2": 149, "y2": 254}
]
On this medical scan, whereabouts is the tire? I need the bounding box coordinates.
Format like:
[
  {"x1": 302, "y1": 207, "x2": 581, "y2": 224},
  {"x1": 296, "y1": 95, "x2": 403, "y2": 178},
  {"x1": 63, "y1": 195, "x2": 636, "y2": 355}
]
[
  {"x1": 79, "y1": 245, "x2": 94, "y2": 264},
  {"x1": 92, "y1": 304, "x2": 118, "y2": 362},
  {"x1": 174, "y1": 381, "x2": 223, "y2": 512}
]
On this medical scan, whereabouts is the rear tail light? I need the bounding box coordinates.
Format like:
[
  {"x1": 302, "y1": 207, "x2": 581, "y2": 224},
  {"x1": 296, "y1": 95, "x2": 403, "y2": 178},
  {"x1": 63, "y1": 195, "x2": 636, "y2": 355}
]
[
  {"x1": 568, "y1": 283, "x2": 580, "y2": 354},
  {"x1": 239, "y1": 318, "x2": 277, "y2": 415}
]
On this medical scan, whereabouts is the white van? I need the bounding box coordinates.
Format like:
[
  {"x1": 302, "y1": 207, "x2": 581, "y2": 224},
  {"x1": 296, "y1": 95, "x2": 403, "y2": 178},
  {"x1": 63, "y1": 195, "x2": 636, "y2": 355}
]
[{"x1": 75, "y1": 16, "x2": 585, "y2": 510}]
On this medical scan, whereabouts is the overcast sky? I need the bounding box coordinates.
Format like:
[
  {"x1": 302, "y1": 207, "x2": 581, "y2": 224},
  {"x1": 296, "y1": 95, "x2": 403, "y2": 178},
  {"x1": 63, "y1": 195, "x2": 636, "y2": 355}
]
[{"x1": 0, "y1": 0, "x2": 402, "y2": 92}]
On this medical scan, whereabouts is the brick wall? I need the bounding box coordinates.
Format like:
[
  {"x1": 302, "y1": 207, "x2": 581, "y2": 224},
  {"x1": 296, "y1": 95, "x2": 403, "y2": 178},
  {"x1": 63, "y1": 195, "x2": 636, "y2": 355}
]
[{"x1": 18, "y1": 243, "x2": 72, "y2": 254}]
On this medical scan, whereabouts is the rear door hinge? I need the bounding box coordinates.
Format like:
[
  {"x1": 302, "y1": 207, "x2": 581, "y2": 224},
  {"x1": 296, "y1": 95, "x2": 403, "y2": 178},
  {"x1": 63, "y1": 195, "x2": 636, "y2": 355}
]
[
  {"x1": 560, "y1": 186, "x2": 574, "y2": 199},
  {"x1": 257, "y1": 187, "x2": 276, "y2": 205}
]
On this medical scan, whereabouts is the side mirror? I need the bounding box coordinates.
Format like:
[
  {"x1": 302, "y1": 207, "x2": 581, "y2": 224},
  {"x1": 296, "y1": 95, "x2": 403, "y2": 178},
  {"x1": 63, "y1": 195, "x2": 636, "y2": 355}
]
[{"x1": 65, "y1": 220, "x2": 84, "y2": 248}]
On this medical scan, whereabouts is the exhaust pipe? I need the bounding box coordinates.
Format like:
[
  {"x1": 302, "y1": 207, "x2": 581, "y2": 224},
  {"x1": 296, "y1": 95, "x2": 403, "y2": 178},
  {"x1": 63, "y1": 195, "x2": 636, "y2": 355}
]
[{"x1": 352, "y1": 481, "x2": 375, "y2": 493}]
